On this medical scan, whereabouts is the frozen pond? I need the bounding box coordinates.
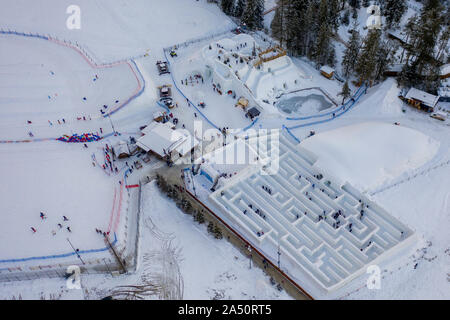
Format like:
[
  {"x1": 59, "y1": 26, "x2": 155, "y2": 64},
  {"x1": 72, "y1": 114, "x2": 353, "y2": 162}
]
[{"x1": 277, "y1": 93, "x2": 333, "y2": 115}]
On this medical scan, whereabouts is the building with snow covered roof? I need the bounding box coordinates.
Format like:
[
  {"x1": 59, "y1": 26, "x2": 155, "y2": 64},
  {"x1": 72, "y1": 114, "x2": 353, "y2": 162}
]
[
  {"x1": 320, "y1": 66, "x2": 335, "y2": 79},
  {"x1": 136, "y1": 122, "x2": 199, "y2": 162},
  {"x1": 403, "y1": 87, "x2": 440, "y2": 113}
]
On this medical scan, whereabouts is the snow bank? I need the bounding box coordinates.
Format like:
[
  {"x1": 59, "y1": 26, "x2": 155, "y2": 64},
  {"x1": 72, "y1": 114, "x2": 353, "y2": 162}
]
[{"x1": 300, "y1": 122, "x2": 440, "y2": 192}]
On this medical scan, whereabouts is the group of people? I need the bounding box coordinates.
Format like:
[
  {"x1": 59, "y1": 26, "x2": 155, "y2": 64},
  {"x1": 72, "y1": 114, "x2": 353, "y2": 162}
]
[{"x1": 30, "y1": 214, "x2": 71, "y2": 235}]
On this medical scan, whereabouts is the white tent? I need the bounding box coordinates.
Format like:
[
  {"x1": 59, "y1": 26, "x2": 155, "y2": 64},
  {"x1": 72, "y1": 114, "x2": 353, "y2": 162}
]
[{"x1": 137, "y1": 122, "x2": 199, "y2": 159}]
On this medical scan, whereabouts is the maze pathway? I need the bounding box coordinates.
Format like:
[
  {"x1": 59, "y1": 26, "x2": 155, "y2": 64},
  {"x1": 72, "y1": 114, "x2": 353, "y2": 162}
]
[{"x1": 209, "y1": 132, "x2": 415, "y2": 291}]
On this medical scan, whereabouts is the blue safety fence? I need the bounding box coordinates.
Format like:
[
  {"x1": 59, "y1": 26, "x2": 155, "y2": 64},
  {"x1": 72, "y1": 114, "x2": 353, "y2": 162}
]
[
  {"x1": 243, "y1": 118, "x2": 259, "y2": 131},
  {"x1": 105, "y1": 59, "x2": 146, "y2": 117},
  {"x1": 282, "y1": 125, "x2": 301, "y2": 144},
  {"x1": 0, "y1": 29, "x2": 49, "y2": 40},
  {"x1": 156, "y1": 100, "x2": 171, "y2": 112},
  {"x1": 163, "y1": 50, "x2": 220, "y2": 130},
  {"x1": 0, "y1": 233, "x2": 117, "y2": 264},
  {"x1": 287, "y1": 83, "x2": 367, "y2": 130},
  {"x1": 286, "y1": 84, "x2": 367, "y2": 121}
]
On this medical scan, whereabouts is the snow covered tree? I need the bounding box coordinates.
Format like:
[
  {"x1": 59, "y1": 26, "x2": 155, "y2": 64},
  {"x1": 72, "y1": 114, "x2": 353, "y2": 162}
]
[
  {"x1": 234, "y1": 0, "x2": 246, "y2": 17},
  {"x1": 221, "y1": 0, "x2": 235, "y2": 16},
  {"x1": 341, "y1": 9, "x2": 350, "y2": 26},
  {"x1": 355, "y1": 29, "x2": 382, "y2": 84},
  {"x1": 349, "y1": 0, "x2": 361, "y2": 9},
  {"x1": 398, "y1": 0, "x2": 445, "y2": 92},
  {"x1": 362, "y1": 0, "x2": 370, "y2": 8},
  {"x1": 241, "y1": 0, "x2": 264, "y2": 30},
  {"x1": 339, "y1": 81, "x2": 351, "y2": 103},
  {"x1": 342, "y1": 23, "x2": 361, "y2": 77},
  {"x1": 312, "y1": 22, "x2": 335, "y2": 67},
  {"x1": 285, "y1": 0, "x2": 310, "y2": 55},
  {"x1": 270, "y1": 0, "x2": 286, "y2": 45},
  {"x1": 382, "y1": 0, "x2": 407, "y2": 29}
]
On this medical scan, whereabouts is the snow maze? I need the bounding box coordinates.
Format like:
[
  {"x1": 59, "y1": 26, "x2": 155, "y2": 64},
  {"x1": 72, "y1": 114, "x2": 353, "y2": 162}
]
[{"x1": 209, "y1": 132, "x2": 415, "y2": 292}]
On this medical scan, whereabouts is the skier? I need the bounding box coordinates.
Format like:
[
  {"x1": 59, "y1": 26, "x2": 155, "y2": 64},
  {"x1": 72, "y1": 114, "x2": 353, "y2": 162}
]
[
  {"x1": 28, "y1": 132, "x2": 34, "y2": 137},
  {"x1": 100, "y1": 128, "x2": 103, "y2": 134},
  {"x1": 40, "y1": 212, "x2": 46, "y2": 220},
  {"x1": 57, "y1": 223, "x2": 63, "y2": 228},
  {"x1": 63, "y1": 215, "x2": 69, "y2": 221},
  {"x1": 30, "y1": 227, "x2": 37, "y2": 233},
  {"x1": 67, "y1": 226, "x2": 72, "y2": 232},
  {"x1": 27, "y1": 120, "x2": 32, "y2": 124}
]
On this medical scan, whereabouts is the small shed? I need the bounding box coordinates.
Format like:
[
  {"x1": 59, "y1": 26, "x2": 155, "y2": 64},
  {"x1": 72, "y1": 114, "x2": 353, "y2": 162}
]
[
  {"x1": 320, "y1": 66, "x2": 335, "y2": 79},
  {"x1": 114, "y1": 141, "x2": 131, "y2": 159},
  {"x1": 246, "y1": 107, "x2": 261, "y2": 120},
  {"x1": 403, "y1": 87, "x2": 440, "y2": 113}
]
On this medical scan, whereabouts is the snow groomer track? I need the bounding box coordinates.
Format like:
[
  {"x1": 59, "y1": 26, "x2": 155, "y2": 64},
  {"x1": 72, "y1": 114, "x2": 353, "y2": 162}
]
[{"x1": 209, "y1": 131, "x2": 415, "y2": 294}]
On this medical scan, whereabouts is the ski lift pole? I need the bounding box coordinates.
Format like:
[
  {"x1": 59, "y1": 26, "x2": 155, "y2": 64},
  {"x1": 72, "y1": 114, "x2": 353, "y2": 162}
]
[
  {"x1": 67, "y1": 238, "x2": 85, "y2": 265},
  {"x1": 107, "y1": 113, "x2": 116, "y2": 135}
]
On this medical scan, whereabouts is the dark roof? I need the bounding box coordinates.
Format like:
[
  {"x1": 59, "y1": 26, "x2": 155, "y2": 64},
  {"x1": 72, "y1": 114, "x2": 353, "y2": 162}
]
[{"x1": 247, "y1": 107, "x2": 261, "y2": 117}]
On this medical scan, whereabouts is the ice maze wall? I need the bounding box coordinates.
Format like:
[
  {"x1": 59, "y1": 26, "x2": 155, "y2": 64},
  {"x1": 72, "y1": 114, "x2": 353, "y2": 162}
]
[{"x1": 209, "y1": 133, "x2": 415, "y2": 292}]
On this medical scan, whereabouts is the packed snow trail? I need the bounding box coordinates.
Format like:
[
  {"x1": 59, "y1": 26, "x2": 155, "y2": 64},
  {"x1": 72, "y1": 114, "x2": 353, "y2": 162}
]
[{"x1": 370, "y1": 159, "x2": 450, "y2": 196}]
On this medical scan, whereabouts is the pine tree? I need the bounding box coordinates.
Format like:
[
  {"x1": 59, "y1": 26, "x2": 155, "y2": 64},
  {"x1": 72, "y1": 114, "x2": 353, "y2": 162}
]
[
  {"x1": 241, "y1": 0, "x2": 265, "y2": 30},
  {"x1": 312, "y1": 22, "x2": 334, "y2": 67},
  {"x1": 339, "y1": 81, "x2": 351, "y2": 104},
  {"x1": 234, "y1": 0, "x2": 246, "y2": 17},
  {"x1": 270, "y1": 0, "x2": 286, "y2": 45},
  {"x1": 383, "y1": 0, "x2": 407, "y2": 29},
  {"x1": 399, "y1": 0, "x2": 445, "y2": 91},
  {"x1": 207, "y1": 222, "x2": 215, "y2": 234},
  {"x1": 342, "y1": 22, "x2": 361, "y2": 77},
  {"x1": 213, "y1": 225, "x2": 223, "y2": 239},
  {"x1": 221, "y1": 0, "x2": 235, "y2": 16},
  {"x1": 341, "y1": 9, "x2": 350, "y2": 26},
  {"x1": 349, "y1": 0, "x2": 361, "y2": 9},
  {"x1": 355, "y1": 29, "x2": 382, "y2": 84}
]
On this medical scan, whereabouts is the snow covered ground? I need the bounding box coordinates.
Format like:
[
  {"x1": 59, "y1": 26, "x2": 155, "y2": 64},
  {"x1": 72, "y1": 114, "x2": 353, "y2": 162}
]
[
  {"x1": 0, "y1": 182, "x2": 292, "y2": 300},
  {"x1": 0, "y1": 0, "x2": 448, "y2": 300},
  {"x1": 301, "y1": 121, "x2": 440, "y2": 192}
]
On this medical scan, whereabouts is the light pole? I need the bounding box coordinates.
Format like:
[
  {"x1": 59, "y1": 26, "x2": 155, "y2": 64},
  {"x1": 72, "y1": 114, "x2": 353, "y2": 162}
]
[
  {"x1": 67, "y1": 238, "x2": 85, "y2": 265},
  {"x1": 107, "y1": 113, "x2": 116, "y2": 135}
]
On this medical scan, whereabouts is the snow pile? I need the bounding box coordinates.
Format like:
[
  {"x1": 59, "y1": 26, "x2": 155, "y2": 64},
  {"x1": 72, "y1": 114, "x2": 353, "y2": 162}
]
[{"x1": 300, "y1": 122, "x2": 440, "y2": 192}]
